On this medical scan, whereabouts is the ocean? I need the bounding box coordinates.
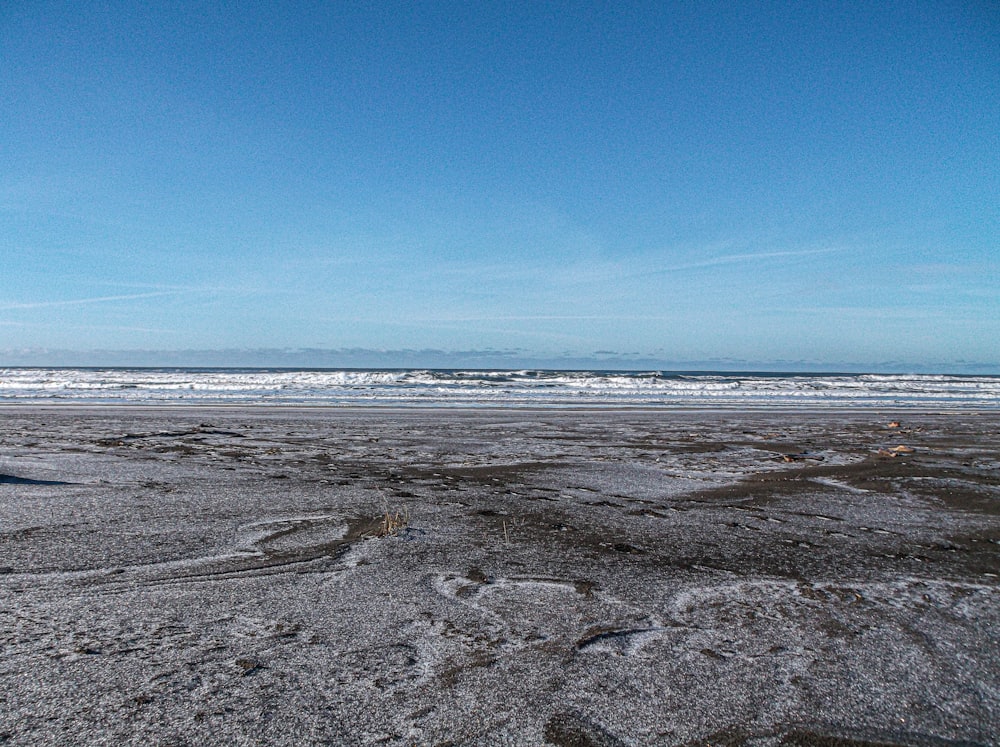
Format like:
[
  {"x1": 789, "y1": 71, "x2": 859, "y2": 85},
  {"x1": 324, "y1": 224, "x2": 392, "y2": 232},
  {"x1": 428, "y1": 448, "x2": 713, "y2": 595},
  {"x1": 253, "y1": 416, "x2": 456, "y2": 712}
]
[{"x1": 1, "y1": 367, "x2": 998, "y2": 408}]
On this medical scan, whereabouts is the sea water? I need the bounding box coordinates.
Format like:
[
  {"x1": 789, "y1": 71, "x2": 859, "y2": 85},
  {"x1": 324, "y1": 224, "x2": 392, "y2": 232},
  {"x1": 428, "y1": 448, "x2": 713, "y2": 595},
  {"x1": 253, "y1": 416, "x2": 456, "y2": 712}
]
[{"x1": 1, "y1": 368, "x2": 998, "y2": 408}]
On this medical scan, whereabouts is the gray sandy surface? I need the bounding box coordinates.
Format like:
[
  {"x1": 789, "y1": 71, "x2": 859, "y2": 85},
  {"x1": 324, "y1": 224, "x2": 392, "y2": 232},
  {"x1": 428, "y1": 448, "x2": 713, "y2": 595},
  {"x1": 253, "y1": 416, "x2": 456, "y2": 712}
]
[{"x1": 1, "y1": 407, "x2": 998, "y2": 746}]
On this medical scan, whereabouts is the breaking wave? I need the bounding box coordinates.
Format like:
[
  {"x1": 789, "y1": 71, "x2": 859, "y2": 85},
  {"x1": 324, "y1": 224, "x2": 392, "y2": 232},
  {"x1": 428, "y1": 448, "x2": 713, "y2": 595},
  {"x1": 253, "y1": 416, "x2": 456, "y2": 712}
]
[{"x1": 0, "y1": 368, "x2": 997, "y2": 408}]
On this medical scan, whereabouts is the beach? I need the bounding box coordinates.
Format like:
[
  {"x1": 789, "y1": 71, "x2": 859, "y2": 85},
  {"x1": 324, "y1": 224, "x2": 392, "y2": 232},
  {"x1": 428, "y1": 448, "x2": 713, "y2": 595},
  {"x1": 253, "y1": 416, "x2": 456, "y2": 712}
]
[{"x1": 1, "y1": 406, "x2": 998, "y2": 745}]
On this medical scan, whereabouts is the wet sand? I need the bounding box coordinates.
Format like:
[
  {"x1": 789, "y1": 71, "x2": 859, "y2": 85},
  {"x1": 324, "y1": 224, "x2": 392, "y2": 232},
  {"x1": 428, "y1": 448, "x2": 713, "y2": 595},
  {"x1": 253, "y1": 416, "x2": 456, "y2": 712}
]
[{"x1": 1, "y1": 407, "x2": 998, "y2": 745}]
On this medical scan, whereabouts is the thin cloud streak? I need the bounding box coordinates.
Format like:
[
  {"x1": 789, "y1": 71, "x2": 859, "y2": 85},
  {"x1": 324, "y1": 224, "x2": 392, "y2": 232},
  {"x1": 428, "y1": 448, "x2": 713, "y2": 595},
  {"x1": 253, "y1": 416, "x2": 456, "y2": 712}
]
[
  {"x1": 89, "y1": 280, "x2": 226, "y2": 292},
  {"x1": 326, "y1": 315, "x2": 676, "y2": 325},
  {"x1": 552, "y1": 247, "x2": 843, "y2": 289},
  {"x1": 0, "y1": 290, "x2": 191, "y2": 312},
  {"x1": 413, "y1": 315, "x2": 672, "y2": 323},
  {"x1": 648, "y1": 247, "x2": 841, "y2": 275},
  {"x1": 776, "y1": 306, "x2": 990, "y2": 322}
]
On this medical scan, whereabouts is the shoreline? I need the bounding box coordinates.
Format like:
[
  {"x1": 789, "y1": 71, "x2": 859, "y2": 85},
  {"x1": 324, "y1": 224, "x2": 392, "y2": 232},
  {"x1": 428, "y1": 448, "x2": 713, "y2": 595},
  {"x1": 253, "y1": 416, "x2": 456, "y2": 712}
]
[{"x1": 1, "y1": 402, "x2": 996, "y2": 414}]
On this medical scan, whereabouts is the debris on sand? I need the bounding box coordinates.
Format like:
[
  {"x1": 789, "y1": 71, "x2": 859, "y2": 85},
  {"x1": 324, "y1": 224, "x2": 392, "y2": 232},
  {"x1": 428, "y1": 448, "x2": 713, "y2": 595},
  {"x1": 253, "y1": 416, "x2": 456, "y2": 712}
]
[
  {"x1": 782, "y1": 452, "x2": 825, "y2": 462},
  {"x1": 235, "y1": 658, "x2": 264, "y2": 676},
  {"x1": 876, "y1": 445, "x2": 916, "y2": 458}
]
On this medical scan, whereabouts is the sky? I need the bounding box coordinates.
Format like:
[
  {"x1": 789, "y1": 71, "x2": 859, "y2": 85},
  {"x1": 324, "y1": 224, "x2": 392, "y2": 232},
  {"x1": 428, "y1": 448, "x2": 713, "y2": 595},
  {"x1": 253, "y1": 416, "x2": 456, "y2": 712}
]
[{"x1": 2, "y1": 1, "x2": 998, "y2": 371}]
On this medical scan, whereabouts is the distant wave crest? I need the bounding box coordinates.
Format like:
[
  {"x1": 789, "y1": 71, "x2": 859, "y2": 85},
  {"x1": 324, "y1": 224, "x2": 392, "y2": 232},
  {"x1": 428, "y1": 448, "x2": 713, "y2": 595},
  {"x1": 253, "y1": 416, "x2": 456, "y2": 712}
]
[{"x1": 0, "y1": 368, "x2": 997, "y2": 408}]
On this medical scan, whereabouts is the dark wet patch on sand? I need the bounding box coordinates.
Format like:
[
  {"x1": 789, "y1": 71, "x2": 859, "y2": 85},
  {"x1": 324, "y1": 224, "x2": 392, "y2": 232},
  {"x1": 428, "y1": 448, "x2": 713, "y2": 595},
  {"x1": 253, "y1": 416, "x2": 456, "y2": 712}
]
[{"x1": 0, "y1": 473, "x2": 72, "y2": 485}]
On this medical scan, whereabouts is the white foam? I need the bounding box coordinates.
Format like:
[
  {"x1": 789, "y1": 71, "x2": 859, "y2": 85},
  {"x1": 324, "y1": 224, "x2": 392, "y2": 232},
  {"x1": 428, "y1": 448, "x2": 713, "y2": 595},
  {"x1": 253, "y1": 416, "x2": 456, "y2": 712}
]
[{"x1": 0, "y1": 368, "x2": 997, "y2": 408}]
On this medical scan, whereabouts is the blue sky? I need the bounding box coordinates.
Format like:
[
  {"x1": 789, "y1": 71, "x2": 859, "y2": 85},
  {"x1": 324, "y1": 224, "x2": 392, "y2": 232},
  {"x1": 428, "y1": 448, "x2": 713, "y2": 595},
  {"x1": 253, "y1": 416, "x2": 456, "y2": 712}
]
[{"x1": 2, "y1": 1, "x2": 998, "y2": 370}]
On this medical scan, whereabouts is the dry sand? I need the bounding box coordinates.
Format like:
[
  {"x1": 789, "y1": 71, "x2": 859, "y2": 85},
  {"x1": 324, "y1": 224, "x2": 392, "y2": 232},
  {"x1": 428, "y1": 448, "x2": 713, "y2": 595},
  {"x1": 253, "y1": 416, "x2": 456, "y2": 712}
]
[{"x1": 1, "y1": 407, "x2": 998, "y2": 746}]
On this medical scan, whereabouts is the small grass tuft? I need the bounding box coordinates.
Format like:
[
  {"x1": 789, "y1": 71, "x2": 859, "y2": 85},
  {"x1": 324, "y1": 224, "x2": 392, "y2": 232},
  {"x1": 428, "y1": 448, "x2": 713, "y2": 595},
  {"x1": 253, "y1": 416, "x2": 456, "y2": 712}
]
[{"x1": 377, "y1": 507, "x2": 409, "y2": 537}]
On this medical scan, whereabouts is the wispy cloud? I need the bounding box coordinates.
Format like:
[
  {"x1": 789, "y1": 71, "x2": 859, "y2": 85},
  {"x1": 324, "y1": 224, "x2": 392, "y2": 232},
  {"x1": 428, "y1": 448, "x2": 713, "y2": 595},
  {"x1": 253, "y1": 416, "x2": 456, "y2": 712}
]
[
  {"x1": 322, "y1": 314, "x2": 680, "y2": 325},
  {"x1": 0, "y1": 320, "x2": 180, "y2": 334},
  {"x1": 405, "y1": 314, "x2": 671, "y2": 322},
  {"x1": 647, "y1": 247, "x2": 840, "y2": 275},
  {"x1": 546, "y1": 246, "x2": 844, "y2": 289},
  {"x1": 0, "y1": 290, "x2": 190, "y2": 312},
  {"x1": 87, "y1": 280, "x2": 221, "y2": 291},
  {"x1": 771, "y1": 305, "x2": 990, "y2": 322}
]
